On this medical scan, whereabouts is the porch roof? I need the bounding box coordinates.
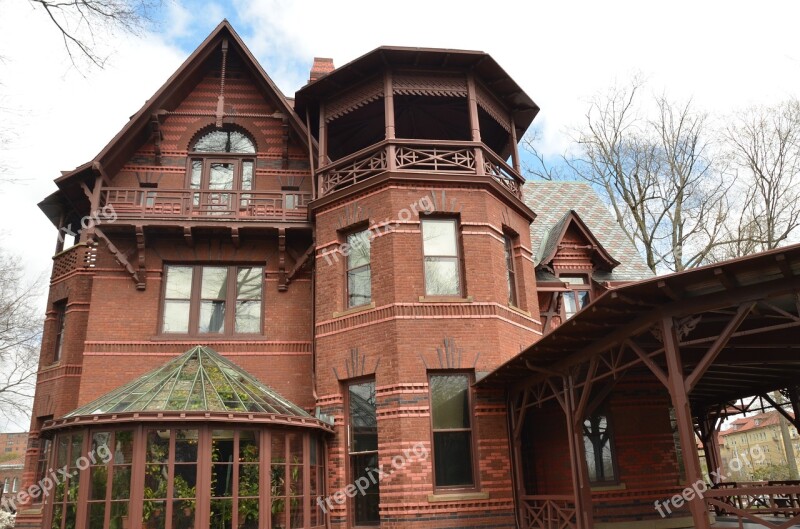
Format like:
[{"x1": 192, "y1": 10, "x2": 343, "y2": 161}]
[{"x1": 479, "y1": 243, "x2": 800, "y2": 409}]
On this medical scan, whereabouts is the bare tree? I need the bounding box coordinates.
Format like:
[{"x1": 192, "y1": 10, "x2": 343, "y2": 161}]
[
  {"x1": 526, "y1": 79, "x2": 734, "y2": 273},
  {"x1": 723, "y1": 100, "x2": 800, "y2": 254},
  {"x1": 0, "y1": 249, "x2": 43, "y2": 427},
  {"x1": 28, "y1": 0, "x2": 161, "y2": 69}
]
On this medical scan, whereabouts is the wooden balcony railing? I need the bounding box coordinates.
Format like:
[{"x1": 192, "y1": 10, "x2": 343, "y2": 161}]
[
  {"x1": 317, "y1": 139, "x2": 525, "y2": 198},
  {"x1": 100, "y1": 189, "x2": 311, "y2": 222},
  {"x1": 519, "y1": 495, "x2": 578, "y2": 529}
]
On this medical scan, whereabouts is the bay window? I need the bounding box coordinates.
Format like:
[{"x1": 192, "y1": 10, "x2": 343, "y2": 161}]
[
  {"x1": 429, "y1": 374, "x2": 475, "y2": 488},
  {"x1": 421, "y1": 219, "x2": 462, "y2": 297},
  {"x1": 161, "y1": 265, "x2": 263, "y2": 335}
]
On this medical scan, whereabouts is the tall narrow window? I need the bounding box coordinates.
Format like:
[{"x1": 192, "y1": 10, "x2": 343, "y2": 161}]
[
  {"x1": 53, "y1": 300, "x2": 67, "y2": 362},
  {"x1": 161, "y1": 265, "x2": 263, "y2": 336},
  {"x1": 346, "y1": 230, "x2": 371, "y2": 308},
  {"x1": 583, "y1": 411, "x2": 617, "y2": 483},
  {"x1": 348, "y1": 380, "x2": 379, "y2": 525},
  {"x1": 430, "y1": 374, "x2": 474, "y2": 488},
  {"x1": 421, "y1": 219, "x2": 462, "y2": 296},
  {"x1": 561, "y1": 275, "x2": 590, "y2": 319},
  {"x1": 504, "y1": 234, "x2": 518, "y2": 306}
]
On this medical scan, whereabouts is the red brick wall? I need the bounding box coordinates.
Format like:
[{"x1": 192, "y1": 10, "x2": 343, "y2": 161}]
[{"x1": 313, "y1": 181, "x2": 540, "y2": 528}]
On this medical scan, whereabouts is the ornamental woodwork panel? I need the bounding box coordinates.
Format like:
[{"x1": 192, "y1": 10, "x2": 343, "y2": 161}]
[
  {"x1": 476, "y1": 81, "x2": 511, "y2": 132},
  {"x1": 325, "y1": 76, "x2": 384, "y2": 122},
  {"x1": 392, "y1": 72, "x2": 468, "y2": 97}
]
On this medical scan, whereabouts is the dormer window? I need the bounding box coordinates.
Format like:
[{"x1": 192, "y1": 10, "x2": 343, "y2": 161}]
[
  {"x1": 187, "y1": 127, "x2": 257, "y2": 213},
  {"x1": 561, "y1": 275, "x2": 590, "y2": 319}
]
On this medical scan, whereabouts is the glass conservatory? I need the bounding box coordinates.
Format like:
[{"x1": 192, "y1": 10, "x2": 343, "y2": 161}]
[{"x1": 40, "y1": 346, "x2": 331, "y2": 529}]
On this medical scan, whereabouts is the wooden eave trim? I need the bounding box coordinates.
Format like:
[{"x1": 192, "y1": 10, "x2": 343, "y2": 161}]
[
  {"x1": 42, "y1": 411, "x2": 335, "y2": 434},
  {"x1": 539, "y1": 211, "x2": 620, "y2": 271}
]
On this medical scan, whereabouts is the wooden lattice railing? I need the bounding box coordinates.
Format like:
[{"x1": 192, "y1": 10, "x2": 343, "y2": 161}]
[
  {"x1": 705, "y1": 482, "x2": 800, "y2": 528},
  {"x1": 519, "y1": 495, "x2": 578, "y2": 529},
  {"x1": 100, "y1": 189, "x2": 311, "y2": 221},
  {"x1": 318, "y1": 139, "x2": 525, "y2": 198}
]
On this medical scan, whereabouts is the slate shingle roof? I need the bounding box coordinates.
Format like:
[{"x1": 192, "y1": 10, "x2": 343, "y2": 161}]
[{"x1": 523, "y1": 181, "x2": 653, "y2": 282}]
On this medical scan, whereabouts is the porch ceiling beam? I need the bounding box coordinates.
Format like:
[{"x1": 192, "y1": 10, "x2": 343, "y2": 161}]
[
  {"x1": 685, "y1": 302, "x2": 756, "y2": 393},
  {"x1": 758, "y1": 392, "x2": 800, "y2": 431},
  {"x1": 625, "y1": 339, "x2": 669, "y2": 389}
]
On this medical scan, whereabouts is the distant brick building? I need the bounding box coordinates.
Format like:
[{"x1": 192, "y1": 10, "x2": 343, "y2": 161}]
[
  {"x1": 1, "y1": 455, "x2": 24, "y2": 512},
  {"x1": 14, "y1": 19, "x2": 800, "y2": 529},
  {"x1": 0, "y1": 433, "x2": 27, "y2": 458},
  {"x1": 720, "y1": 410, "x2": 800, "y2": 479}
]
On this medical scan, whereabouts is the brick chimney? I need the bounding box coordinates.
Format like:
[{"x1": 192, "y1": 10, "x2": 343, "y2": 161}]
[{"x1": 309, "y1": 57, "x2": 334, "y2": 83}]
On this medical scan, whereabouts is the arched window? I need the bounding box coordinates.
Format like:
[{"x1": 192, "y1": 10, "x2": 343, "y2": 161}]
[{"x1": 187, "y1": 128, "x2": 257, "y2": 213}]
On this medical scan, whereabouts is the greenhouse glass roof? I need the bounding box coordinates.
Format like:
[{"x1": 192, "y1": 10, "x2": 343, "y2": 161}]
[{"x1": 65, "y1": 346, "x2": 312, "y2": 417}]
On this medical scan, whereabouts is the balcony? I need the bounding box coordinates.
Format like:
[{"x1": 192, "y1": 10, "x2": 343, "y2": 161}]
[
  {"x1": 316, "y1": 139, "x2": 524, "y2": 198},
  {"x1": 100, "y1": 189, "x2": 311, "y2": 222}
]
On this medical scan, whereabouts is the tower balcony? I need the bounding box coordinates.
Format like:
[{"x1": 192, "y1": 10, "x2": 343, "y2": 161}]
[{"x1": 317, "y1": 138, "x2": 523, "y2": 198}]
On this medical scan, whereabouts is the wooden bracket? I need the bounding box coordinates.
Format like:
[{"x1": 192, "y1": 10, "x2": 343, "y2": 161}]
[
  {"x1": 231, "y1": 227, "x2": 240, "y2": 248},
  {"x1": 184, "y1": 227, "x2": 194, "y2": 247},
  {"x1": 278, "y1": 228, "x2": 287, "y2": 291},
  {"x1": 287, "y1": 243, "x2": 315, "y2": 285},
  {"x1": 135, "y1": 226, "x2": 146, "y2": 290},
  {"x1": 94, "y1": 227, "x2": 140, "y2": 287}
]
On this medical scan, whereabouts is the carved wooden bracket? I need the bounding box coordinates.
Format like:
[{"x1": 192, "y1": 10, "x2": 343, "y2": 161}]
[
  {"x1": 287, "y1": 243, "x2": 316, "y2": 285},
  {"x1": 135, "y1": 226, "x2": 146, "y2": 290},
  {"x1": 93, "y1": 227, "x2": 140, "y2": 287}
]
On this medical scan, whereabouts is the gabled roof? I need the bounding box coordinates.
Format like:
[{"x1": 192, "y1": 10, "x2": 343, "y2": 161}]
[
  {"x1": 719, "y1": 410, "x2": 794, "y2": 437},
  {"x1": 538, "y1": 209, "x2": 620, "y2": 271},
  {"x1": 65, "y1": 346, "x2": 312, "y2": 417},
  {"x1": 54, "y1": 20, "x2": 311, "y2": 188},
  {"x1": 524, "y1": 181, "x2": 653, "y2": 282}
]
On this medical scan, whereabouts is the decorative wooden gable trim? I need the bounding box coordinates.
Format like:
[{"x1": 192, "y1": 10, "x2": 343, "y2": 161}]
[{"x1": 538, "y1": 210, "x2": 620, "y2": 272}]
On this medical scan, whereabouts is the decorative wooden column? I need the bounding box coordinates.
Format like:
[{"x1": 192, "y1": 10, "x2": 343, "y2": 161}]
[
  {"x1": 466, "y1": 73, "x2": 485, "y2": 176},
  {"x1": 566, "y1": 374, "x2": 595, "y2": 529},
  {"x1": 662, "y1": 317, "x2": 711, "y2": 529},
  {"x1": 317, "y1": 102, "x2": 327, "y2": 197},
  {"x1": 384, "y1": 70, "x2": 397, "y2": 171},
  {"x1": 509, "y1": 116, "x2": 521, "y2": 174}
]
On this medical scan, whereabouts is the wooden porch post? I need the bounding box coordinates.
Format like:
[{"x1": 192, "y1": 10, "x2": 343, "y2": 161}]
[
  {"x1": 509, "y1": 116, "x2": 521, "y2": 174},
  {"x1": 466, "y1": 73, "x2": 485, "y2": 176},
  {"x1": 567, "y1": 374, "x2": 594, "y2": 529},
  {"x1": 384, "y1": 70, "x2": 397, "y2": 172},
  {"x1": 698, "y1": 411, "x2": 722, "y2": 484},
  {"x1": 662, "y1": 317, "x2": 711, "y2": 529}
]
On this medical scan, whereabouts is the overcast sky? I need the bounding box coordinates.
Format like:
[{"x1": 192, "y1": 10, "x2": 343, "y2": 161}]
[{"x1": 0, "y1": 0, "x2": 799, "y2": 430}]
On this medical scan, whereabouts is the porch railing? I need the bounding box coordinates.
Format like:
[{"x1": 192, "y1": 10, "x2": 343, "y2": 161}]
[
  {"x1": 317, "y1": 139, "x2": 525, "y2": 198},
  {"x1": 519, "y1": 495, "x2": 578, "y2": 529},
  {"x1": 100, "y1": 188, "x2": 311, "y2": 222},
  {"x1": 705, "y1": 481, "x2": 800, "y2": 528}
]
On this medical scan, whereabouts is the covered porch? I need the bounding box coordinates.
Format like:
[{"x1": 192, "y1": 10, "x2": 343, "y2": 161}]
[{"x1": 480, "y1": 244, "x2": 800, "y2": 529}]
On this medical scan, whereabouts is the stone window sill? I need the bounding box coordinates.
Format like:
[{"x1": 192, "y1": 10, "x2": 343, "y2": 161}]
[
  {"x1": 332, "y1": 302, "x2": 376, "y2": 318},
  {"x1": 428, "y1": 491, "x2": 489, "y2": 503},
  {"x1": 507, "y1": 304, "x2": 531, "y2": 317},
  {"x1": 418, "y1": 296, "x2": 473, "y2": 303}
]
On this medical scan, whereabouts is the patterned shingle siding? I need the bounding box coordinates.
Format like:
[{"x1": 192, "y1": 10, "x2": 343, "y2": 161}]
[{"x1": 523, "y1": 181, "x2": 653, "y2": 282}]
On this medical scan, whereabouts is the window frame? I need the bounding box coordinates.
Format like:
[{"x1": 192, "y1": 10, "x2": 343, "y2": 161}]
[
  {"x1": 503, "y1": 231, "x2": 518, "y2": 307},
  {"x1": 420, "y1": 217, "x2": 465, "y2": 298},
  {"x1": 344, "y1": 227, "x2": 372, "y2": 309},
  {"x1": 159, "y1": 264, "x2": 264, "y2": 337},
  {"x1": 427, "y1": 371, "x2": 478, "y2": 491},
  {"x1": 582, "y1": 408, "x2": 620, "y2": 486},
  {"x1": 53, "y1": 299, "x2": 67, "y2": 363},
  {"x1": 559, "y1": 274, "x2": 591, "y2": 320},
  {"x1": 344, "y1": 377, "x2": 380, "y2": 527}
]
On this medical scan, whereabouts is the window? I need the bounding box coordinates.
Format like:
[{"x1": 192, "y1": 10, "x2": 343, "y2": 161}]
[
  {"x1": 561, "y1": 275, "x2": 590, "y2": 319},
  {"x1": 504, "y1": 233, "x2": 518, "y2": 306},
  {"x1": 161, "y1": 265, "x2": 263, "y2": 335},
  {"x1": 583, "y1": 411, "x2": 617, "y2": 484},
  {"x1": 3, "y1": 478, "x2": 8, "y2": 493},
  {"x1": 429, "y1": 374, "x2": 474, "y2": 488},
  {"x1": 421, "y1": 219, "x2": 462, "y2": 296},
  {"x1": 87, "y1": 430, "x2": 133, "y2": 529},
  {"x1": 345, "y1": 230, "x2": 371, "y2": 308},
  {"x1": 53, "y1": 300, "x2": 67, "y2": 362},
  {"x1": 348, "y1": 380, "x2": 379, "y2": 525},
  {"x1": 188, "y1": 128, "x2": 256, "y2": 213},
  {"x1": 11, "y1": 477, "x2": 18, "y2": 493},
  {"x1": 33, "y1": 436, "x2": 52, "y2": 504}
]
